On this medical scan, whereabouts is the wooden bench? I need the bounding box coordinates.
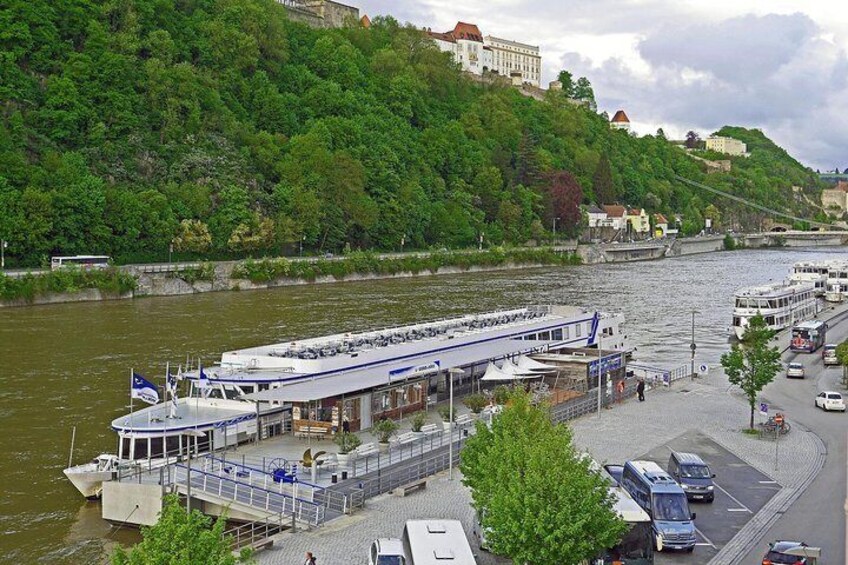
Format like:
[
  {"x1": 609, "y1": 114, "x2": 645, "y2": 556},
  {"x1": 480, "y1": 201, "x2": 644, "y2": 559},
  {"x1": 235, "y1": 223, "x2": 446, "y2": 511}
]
[
  {"x1": 390, "y1": 431, "x2": 421, "y2": 447},
  {"x1": 354, "y1": 442, "x2": 378, "y2": 458},
  {"x1": 455, "y1": 413, "x2": 474, "y2": 427},
  {"x1": 394, "y1": 479, "x2": 427, "y2": 497},
  {"x1": 295, "y1": 426, "x2": 329, "y2": 439},
  {"x1": 419, "y1": 423, "x2": 440, "y2": 435}
]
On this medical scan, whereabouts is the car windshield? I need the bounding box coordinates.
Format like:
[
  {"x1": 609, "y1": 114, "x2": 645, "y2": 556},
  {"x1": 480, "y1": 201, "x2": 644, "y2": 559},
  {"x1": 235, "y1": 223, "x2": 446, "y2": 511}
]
[
  {"x1": 652, "y1": 493, "x2": 690, "y2": 521},
  {"x1": 765, "y1": 550, "x2": 802, "y2": 564},
  {"x1": 376, "y1": 556, "x2": 405, "y2": 565},
  {"x1": 680, "y1": 464, "x2": 711, "y2": 479},
  {"x1": 789, "y1": 363, "x2": 802, "y2": 369}
]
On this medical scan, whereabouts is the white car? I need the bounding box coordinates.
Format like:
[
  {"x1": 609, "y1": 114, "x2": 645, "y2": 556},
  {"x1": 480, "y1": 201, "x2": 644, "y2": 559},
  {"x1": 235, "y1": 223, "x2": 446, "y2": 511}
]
[
  {"x1": 786, "y1": 362, "x2": 805, "y2": 378},
  {"x1": 815, "y1": 391, "x2": 846, "y2": 412}
]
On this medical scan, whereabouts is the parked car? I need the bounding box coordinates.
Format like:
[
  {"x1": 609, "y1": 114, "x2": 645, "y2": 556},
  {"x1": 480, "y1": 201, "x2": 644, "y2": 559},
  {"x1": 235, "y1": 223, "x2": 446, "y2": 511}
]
[
  {"x1": 786, "y1": 362, "x2": 805, "y2": 378},
  {"x1": 761, "y1": 540, "x2": 817, "y2": 564},
  {"x1": 667, "y1": 452, "x2": 715, "y2": 502},
  {"x1": 822, "y1": 344, "x2": 839, "y2": 366},
  {"x1": 368, "y1": 538, "x2": 407, "y2": 565},
  {"x1": 815, "y1": 391, "x2": 846, "y2": 412}
]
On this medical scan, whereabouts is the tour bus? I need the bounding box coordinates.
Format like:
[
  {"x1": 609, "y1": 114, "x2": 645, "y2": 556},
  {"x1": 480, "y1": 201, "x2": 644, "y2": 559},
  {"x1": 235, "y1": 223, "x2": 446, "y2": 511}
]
[
  {"x1": 790, "y1": 320, "x2": 828, "y2": 353},
  {"x1": 50, "y1": 255, "x2": 111, "y2": 271},
  {"x1": 401, "y1": 520, "x2": 476, "y2": 565},
  {"x1": 592, "y1": 485, "x2": 654, "y2": 564},
  {"x1": 620, "y1": 460, "x2": 697, "y2": 552}
]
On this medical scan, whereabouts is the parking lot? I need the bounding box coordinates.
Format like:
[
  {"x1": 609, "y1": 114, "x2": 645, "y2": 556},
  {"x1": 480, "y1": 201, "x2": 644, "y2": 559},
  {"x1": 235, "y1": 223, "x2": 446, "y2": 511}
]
[{"x1": 636, "y1": 431, "x2": 780, "y2": 564}]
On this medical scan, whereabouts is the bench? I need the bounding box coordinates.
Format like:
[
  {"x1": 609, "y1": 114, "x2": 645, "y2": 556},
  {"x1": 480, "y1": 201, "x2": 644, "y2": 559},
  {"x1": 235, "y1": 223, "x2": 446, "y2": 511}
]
[
  {"x1": 455, "y1": 413, "x2": 474, "y2": 427},
  {"x1": 419, "y1": 423, "x2": 440, "y2": 435},
  {"x1": 394, "y1": 479, "x2": 427, "y2": 497},
  {"x1": 353, "y1": 442, "x2": 378, "y2": 458},
  {"x1": 295, "y1": 426, "x2": 329, "y2": 439},
  {"x1": 390, "y1": 431, "x2": 421, "y2": 447}
]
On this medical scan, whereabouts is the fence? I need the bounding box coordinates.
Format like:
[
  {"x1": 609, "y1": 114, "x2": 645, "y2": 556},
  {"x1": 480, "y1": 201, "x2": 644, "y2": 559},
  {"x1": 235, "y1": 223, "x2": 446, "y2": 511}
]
[{"x1": 224, "y1": 515, "x2": 287, "y2": 551}]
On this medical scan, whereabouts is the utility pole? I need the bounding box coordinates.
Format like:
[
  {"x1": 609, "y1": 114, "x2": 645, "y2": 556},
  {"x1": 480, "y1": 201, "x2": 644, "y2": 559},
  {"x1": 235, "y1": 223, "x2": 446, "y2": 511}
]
[
  {"x1": 1, "y1": 240, "x2": 6, "y2": 270},
  {"x1": 690, "y1": 310, "x2": 698, "y2": 378},
  {"x1": 447, "y1": 368, "x2": 464, "y2": 480},
  {"x1": 596, "y1": 333, "x2": 603, "y2": 418}
]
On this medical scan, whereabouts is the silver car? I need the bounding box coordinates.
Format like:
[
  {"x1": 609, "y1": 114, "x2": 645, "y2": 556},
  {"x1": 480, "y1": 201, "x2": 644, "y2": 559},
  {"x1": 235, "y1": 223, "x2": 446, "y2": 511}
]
[{"x1": 786, "y1": 362, "x2": 805, "y2": 378}]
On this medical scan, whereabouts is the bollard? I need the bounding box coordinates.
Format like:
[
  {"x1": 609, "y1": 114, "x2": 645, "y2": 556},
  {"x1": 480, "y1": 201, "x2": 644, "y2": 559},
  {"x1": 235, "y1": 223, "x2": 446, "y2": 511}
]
[
  {"x1": 331, "y1": 473, "x2": 338, "y2": 484},
  {"x1": 341, "y1": 470, "x2": 348, "y2": 480}
]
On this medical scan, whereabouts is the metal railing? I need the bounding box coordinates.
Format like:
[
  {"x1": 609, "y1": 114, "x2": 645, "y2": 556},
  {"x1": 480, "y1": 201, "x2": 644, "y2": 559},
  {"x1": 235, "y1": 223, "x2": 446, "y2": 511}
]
[{"x1": 224, "y1": 517, "x2": 287, "y2": 551}]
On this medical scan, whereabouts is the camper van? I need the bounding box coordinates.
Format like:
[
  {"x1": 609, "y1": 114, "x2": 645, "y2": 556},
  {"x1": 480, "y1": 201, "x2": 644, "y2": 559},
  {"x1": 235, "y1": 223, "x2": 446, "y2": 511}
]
[
  {"x1": 402, "y1": 520, "x2": 477, "y2": 565},
  {"x1": 620, "y1": 460, "x2": 697, "y2": 552}
]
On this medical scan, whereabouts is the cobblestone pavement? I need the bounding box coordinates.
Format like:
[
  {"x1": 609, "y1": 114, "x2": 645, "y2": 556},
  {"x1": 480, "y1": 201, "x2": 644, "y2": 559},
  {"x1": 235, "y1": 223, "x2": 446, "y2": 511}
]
[{"x1": 257, "y1": 371, "x2": 824, "y2": 565}]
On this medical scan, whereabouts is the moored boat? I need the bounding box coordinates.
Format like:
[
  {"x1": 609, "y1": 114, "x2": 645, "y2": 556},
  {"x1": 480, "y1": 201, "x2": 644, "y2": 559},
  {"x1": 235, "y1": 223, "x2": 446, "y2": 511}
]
[{"x1": 732, "y1": 282, "x2": 817, "y2": 339}]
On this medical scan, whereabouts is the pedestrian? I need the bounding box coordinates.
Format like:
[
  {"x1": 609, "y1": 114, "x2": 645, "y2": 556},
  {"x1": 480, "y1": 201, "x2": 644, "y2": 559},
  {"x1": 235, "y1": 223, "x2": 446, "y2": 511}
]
[
  {"x1": 637, "y1": 378, "x2": 645, "y2": 402},
  {"x1": 304, "y1": 551, "x2": 317, "y2": 565},
  {"x1": 616, "y1": 379, "x2": 625, "y2": 403},
  {"x1": 342, "y1": 416, "x2": 350, "y2": 434},
  {"x1": 605, "y1": 378, "x2": 612, "y2": 408}
]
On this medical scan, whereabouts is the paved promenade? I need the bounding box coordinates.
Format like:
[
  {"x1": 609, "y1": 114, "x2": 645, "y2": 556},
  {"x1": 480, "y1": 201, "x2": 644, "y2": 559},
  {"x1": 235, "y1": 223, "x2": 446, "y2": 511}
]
[{"x1": 257, "y1": 369, "x2": 824, "y2": 565}]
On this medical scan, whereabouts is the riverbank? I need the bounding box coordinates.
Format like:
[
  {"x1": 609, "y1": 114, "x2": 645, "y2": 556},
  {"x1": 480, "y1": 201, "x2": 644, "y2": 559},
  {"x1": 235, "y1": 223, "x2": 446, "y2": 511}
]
[{"x1": 1, "y1": 232, "x2": 843, "y2": 308}]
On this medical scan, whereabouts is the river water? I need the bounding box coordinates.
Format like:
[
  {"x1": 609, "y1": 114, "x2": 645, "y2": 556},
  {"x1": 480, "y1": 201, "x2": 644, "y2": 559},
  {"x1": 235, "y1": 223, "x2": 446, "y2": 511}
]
[{"x1": 2, "y1": 247, "x2": 847, "y2": 563}]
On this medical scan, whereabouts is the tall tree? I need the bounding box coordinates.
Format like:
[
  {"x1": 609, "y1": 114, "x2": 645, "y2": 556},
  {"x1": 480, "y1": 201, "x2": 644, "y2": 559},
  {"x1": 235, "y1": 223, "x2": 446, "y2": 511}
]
[
  {"x1": 460, "y1": 388, "x2": 626, "y2": 564},
  {"x1": 592, "y1": 154, "x2": 616, "y2": 205},
  {"x1": 573, "y1": 77, "x2": 595, "y2": 103},
  {"x1": 685, "y1": 131, "x2": 701, "y2": 149},
  {"x1": 547, "y1": 170, "x2": 583, "y2": 237},
  {"x1": 556, "y1": 70, "x2": 575, "y2": 97},
  {"x1": 720, "y1": 314, "x2": 782, "y2": 429}
]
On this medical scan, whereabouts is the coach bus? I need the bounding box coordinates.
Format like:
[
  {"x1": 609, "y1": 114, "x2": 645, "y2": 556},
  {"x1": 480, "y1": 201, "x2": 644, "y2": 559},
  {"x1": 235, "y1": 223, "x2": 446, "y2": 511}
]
[
  {"x1": 790, "y1": 320, "x2": 828, "y2": 353},
  {"x1": 50, "y1": 255, "x2": 111, "y2": 271}
]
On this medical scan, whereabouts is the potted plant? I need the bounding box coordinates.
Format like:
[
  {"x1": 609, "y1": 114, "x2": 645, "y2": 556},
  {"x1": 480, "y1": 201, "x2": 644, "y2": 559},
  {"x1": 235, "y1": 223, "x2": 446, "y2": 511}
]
[
  {"x1": 334, "y1": 431, "x2": 361, "y2": 469},
  {"x1": 493, "y1": 385, "x2": 511, "y2": 406},
  {"x1": 463, "y1": 393, "x2": 487, "y2": 415},
  {"x1": 373, "y1": 419, "x2": 399, "y2": 451},
  {"x1": 410, "y1": 412, "x2": 427, "y2": 433},
  {"x1": 438, "y1": 405, "x2": 455, "y2": 431}
]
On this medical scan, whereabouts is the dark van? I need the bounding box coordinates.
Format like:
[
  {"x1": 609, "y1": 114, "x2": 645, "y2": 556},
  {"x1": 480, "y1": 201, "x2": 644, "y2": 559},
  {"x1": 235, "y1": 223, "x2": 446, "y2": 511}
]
[{"x1": 667, "y1": 452, "x2": 715, "y2": 502}]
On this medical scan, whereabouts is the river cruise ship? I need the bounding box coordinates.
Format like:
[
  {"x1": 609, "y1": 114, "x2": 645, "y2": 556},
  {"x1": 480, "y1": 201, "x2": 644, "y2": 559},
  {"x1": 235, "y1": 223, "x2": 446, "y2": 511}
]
[
  {"x1": 824, "y1": 261, "x2": 848, "y2": 302},
  {"x1": 732, "y1": 282, "x2": 817, "y2": 339},
  {"x1": 788, "y1": 261, "x2": 834, "y2": 296},
  {"x1": 65, "y1": 305, "x2": 626, "y2": 499}
]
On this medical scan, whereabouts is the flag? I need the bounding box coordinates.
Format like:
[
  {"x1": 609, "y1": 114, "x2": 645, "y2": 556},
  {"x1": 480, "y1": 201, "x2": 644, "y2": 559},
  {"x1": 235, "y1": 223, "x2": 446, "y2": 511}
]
[
  {"x1": 197, "y1": 365, "x2": 211, "y2": 397},
  {"x1": 166, "y1": 366, "x2": 178, "y2": 409},
  {"x1": 131, "y1": 372, "x2": 160, "y2": 405}
]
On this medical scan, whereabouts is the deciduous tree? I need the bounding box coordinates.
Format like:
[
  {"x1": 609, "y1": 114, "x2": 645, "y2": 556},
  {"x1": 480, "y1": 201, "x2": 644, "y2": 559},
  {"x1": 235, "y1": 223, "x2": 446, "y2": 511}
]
[
  {"x1": 720, "y1": 314, "x2": 783, "y2": 429},
  {"x1": 460, "y1": 388, "x2": 626, "y2": 564},
  {"x1": 592, "y1": 154, "x2": 616, "y2": 205}
]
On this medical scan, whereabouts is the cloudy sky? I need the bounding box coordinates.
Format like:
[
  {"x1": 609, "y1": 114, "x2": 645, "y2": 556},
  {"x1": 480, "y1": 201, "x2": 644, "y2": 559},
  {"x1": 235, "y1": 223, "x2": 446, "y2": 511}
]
[{"x1": 357, "y1": 0, "x2": 848, "y2": 170}]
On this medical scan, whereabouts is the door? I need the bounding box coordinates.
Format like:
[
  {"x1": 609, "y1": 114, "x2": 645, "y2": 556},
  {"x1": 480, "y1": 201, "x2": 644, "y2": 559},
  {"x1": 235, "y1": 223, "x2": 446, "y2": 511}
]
[{"x1": 359, "y1": 393, "x2": 372, "y2": 429}]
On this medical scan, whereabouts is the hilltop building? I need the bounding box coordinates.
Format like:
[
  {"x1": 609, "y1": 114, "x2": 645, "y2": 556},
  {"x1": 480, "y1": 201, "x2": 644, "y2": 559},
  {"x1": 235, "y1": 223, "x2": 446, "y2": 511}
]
[
  {"x1": 822, "y1": 181, "x2": 848, "y2": 216},
  {"x1": 626, "y1": 208, "x2": 650, "y2": 234},
  {"x1": 610, "y1": 110, "x2": 631, "y2": 131},
  {"x1": 427, "y1": 22, "x2": 541, "y2": 87},
  {"x1": 279, "y1": 0, "x2": 360, "y2": 28},
  {"x1": 705, "y1": 135, "x2": 748, "y2": 157}
]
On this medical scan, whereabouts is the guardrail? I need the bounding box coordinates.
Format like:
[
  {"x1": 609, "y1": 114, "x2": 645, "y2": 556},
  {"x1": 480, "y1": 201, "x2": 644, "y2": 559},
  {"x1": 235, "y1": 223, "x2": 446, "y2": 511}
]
[{"x1": 224, "y1": 517, "x2": 286, "y2": 551}]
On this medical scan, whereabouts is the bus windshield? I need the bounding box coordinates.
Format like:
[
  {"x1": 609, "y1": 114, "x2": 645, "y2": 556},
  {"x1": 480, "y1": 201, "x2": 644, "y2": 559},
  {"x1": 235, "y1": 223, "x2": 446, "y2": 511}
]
[{"x1": 652, "y1": 493, "x2": 690, "y2": 521}]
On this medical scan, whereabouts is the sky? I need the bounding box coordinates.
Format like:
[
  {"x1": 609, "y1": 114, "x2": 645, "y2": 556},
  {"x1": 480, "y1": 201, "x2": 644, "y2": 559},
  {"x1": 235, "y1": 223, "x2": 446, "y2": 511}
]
[{"x1": 356, "y1": 0, "x2": 848, "y2": 171}]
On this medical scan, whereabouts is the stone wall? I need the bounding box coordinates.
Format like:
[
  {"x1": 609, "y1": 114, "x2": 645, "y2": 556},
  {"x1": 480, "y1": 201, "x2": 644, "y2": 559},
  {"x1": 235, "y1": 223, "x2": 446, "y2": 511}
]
[{"x1": 283, "y1": 0, "x2": 359, "y2": 28}]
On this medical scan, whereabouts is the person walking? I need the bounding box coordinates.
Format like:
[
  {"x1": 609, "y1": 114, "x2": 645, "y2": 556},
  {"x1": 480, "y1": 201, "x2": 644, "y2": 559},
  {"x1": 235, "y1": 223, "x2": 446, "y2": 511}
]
[
  {"x1": 304, "y1": 551, "x2": 317, "y2": 565},
  {"x1": 616, "y1": 379, "x2": 625, "y2": 403},
  {"x1": 637, "y1": 378, "x2": 645, "y2": 402}
]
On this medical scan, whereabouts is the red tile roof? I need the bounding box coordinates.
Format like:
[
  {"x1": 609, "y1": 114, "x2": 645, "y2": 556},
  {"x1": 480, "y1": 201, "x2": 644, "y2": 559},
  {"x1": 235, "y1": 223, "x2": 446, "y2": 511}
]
[
  {"x1": 627, "y1": 208, "x2": 644, "y2": 216},
  {"x1": 611, "y1": 110, "x2": 630, "y2": 123},
  {"x1": 427, "y1": 21, "x2": 484, "y2": 44},
  {"x1": 603, "y1": 205, "x2": 626, "y2": 217},
  {"x1": 654, "y1": 213, "x2": 668, "y2": 224},
  {"x1": 360, "y1": 15, "x2": 371, "y2": 28}
]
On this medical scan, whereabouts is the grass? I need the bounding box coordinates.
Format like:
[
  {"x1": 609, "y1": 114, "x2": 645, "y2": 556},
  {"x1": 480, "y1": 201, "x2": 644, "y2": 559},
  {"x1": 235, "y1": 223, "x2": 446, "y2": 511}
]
[
  {"x1": 0, "y1": 267, "x2": 138, "y2": 303},
  {"x1": 230, "y1": 248, "x2": 581, "y2": 284},
  {"x1": 741, "y1": 428, "x2": 760, "y2": 436}
]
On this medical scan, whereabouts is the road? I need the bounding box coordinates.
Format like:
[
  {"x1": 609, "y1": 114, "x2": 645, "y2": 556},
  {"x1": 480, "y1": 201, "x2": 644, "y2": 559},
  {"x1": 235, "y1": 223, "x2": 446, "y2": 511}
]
[{"x1": 739, "y1": 308, "x2": 848, "y2": 563}]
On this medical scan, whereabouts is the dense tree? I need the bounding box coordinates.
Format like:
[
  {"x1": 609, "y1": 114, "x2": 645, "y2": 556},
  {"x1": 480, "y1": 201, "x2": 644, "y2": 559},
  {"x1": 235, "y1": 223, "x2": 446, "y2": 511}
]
[
  {"x1": 573, "y1": 77, "x2": 595, "y2": 103},
  {"x1": 460, "y1": 388, "x2": 626, "y2": 564},
  {"x1": 592, "y1": 154, "x2": 616, "y2": 205},
  {"x1": 685, "y1": 131, "x2": 700, "y2": 149},
  {"x1": 720, "y1": 314, "x2": 783, "y2": 429},
  {"x1": 547, "y1": 170, "x2": 583, "y2": 237},
  {"x1": 556, "y1": 70, "x2": 574, "y2": 96}
]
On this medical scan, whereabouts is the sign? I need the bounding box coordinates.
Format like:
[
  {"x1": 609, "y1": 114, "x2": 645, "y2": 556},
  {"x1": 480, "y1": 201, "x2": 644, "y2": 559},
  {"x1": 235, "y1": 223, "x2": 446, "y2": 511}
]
[
  {"x1": 389, "y1": 360, "x2": 441, "y2": 381},
  {"x1": 588, "y1": 354, "x2": 623, "y2": 378},
  {"x1": 759, "y1": 402, "x2": 768, "y2": 416},
  {"x1": 699, "y1": 364, "x2": 708, "y2": 374}
]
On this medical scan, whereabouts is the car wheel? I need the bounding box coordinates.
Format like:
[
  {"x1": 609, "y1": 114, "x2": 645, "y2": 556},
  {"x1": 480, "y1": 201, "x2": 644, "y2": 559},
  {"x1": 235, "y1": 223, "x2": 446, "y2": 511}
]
[{"x1": 686, "y1": 546, "x2": 695, "y2": 553}]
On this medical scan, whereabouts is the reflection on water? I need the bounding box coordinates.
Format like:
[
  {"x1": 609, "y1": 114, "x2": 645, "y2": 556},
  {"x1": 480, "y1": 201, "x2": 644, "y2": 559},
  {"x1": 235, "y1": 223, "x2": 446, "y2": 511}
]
[{"x1": 1, "y1": 247, "x2": 845, "y2": 562}]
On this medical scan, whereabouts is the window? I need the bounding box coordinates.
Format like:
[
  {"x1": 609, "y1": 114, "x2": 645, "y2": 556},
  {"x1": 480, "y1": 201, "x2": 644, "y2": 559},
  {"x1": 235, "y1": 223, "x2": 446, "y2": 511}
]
[
  {"x1": 576, "y1": 324, "x2": 582, "y2": 337},
  {"x1": 552, "y1": 328, "x2": 563, "y2": 340},
  {"x1": 563, "y1": 326, "x2": 569, "y2": 339},
  {"x1": 539, "y1": 331, "x2": 551, "y2": 340}
]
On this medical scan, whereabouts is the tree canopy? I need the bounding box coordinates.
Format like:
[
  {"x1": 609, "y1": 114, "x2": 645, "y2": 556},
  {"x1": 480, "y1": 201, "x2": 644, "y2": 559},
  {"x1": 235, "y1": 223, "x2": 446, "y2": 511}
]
[
  {"x1": 0, "y1": 0, "x2": 826, "y2": 267},
  {"x1": 720, "y1": 314, "x2": 783, "y2": 429},
  {"x1": 460, "y1": 388, "x2": 626, "y2": 564}
]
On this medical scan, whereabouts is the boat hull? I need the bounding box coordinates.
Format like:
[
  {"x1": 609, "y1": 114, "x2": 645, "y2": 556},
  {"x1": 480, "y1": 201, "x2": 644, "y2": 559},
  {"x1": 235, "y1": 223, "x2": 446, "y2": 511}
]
[{"x1": 63, "y1": 465, "x2": 113, "y2": 499}]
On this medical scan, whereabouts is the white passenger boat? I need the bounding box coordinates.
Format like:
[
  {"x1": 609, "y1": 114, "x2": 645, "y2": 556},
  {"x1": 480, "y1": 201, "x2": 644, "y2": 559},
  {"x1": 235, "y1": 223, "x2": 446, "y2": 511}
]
[
  {"x1": 63, "y1": 454, "x2": 137, "y2": 499},
  {"x1": 66, "y1": 305, "x2": 626, "y2": 499},
  {"x1": 824, "y1": 262, "x2": 848, "y2": 302},
  {"x1": 732, "y1": 282, "x2": 817, "y2": 339},
  {"x1": 788, "y1": 261, "x2": 833, "y2": 296}
]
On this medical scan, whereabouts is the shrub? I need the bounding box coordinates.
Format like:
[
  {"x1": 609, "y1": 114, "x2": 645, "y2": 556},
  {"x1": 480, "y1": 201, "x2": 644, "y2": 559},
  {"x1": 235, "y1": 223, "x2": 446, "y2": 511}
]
[
  {"x1": 723, "y1": 234, "x2": 736, "y2": 251},
  {"x1": 438, "y1": 405, "x2": 455, "y2": 422},
  {"x1": 493, "y1": 385, "x2": 511, "y2": 405},
  {"x1": 334, "y1": 431, "x2": 362, "y2": 454},
  {"x1": 373, "y1": 419, "x2": 399, "y2": 443},
  {"x1": 411, "y1": 412, "x2": 427, "y2": 432},
  {"x1": 463, "y1": 394, "x2": 488, "y2": 414},
  {"x1": 0, "y1": 267, "x2": 138, "y2": 304}
]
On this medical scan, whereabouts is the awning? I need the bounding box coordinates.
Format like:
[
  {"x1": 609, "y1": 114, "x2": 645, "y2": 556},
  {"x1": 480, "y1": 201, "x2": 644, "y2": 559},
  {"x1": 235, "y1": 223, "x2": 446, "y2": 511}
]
[
  {"x1": 479, "y1": 361, "x2": 540, "y2": 382},
  {"x1": 517, "y1": 355, "x2": 558, "y2": 373},
  {"x1": 500, "y1": 359, "x2": 536, "y2": 377}
]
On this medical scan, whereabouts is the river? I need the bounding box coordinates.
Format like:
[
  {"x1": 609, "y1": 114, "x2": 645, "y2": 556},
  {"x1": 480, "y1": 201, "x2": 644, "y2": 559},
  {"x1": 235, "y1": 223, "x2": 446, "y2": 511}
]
[{"x1": 2, "y1": 247, "x2": 846, "y2": 563}]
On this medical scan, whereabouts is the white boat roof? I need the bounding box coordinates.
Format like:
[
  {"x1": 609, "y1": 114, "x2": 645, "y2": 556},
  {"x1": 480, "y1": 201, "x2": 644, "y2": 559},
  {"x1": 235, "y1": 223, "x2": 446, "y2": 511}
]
[
  {"x1": 735, "y1": 282, "x2": 814, "y2": 298},
  {"x1": 111, "y1": 398, "x2": 264, "y2": 434}
]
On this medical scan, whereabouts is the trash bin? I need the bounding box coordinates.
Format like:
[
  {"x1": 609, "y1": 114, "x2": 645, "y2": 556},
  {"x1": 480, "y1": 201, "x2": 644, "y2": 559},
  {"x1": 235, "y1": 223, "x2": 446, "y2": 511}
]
[
  {"x1": 341, "y1": 470, "x2": 348, "y2": 480},
  {"x1": 331, "y1": 473, "x2": 338, "y2": 484}
]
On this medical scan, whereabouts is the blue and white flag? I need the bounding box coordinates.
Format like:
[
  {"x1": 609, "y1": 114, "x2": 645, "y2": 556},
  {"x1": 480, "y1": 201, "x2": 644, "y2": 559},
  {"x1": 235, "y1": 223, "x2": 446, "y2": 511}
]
[
  {"x1": 166, "y1": 366, "x2": 178, "y2": 408},
  {"x1": 197, "y1": 365, "x2": 211, "y2": 397},
  {"x1": 132, "y1": 372, "x2": 160, "y2": 405}
]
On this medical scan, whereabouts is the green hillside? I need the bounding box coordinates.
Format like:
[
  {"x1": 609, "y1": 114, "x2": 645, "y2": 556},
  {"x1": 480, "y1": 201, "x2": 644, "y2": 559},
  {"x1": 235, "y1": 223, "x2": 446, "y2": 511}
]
[{"x1": 0, "y1": 0, "x2": 826, "y2": 266}]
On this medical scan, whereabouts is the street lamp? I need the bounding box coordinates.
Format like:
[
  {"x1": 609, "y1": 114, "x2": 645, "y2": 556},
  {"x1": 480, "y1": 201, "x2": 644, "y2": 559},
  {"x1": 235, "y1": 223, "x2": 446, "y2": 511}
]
[
  {"x1": 181, "y1": 429, "x2": 206, "y2": 515},
  {"x1": 0, "y1": 240, "x2": 6, "y2": 270},
  {"x1": 401, "y1": 234, "x2": 406, "y2": 253},
  {"x1": 596, "y1": 333, "x2": 603, "y2": 418},
  {"x1": 299, "y1": 235, "x2": 305, "y2": 257},
  {"x1": 447, "y1": 367, "x2": 465, "y2": 480},
  {"x1": 478, "y1": 233, "x2": 484, "y2": 251},
  {"x1": 168, "y1": 242, "x2": 173, "y2": 266}
]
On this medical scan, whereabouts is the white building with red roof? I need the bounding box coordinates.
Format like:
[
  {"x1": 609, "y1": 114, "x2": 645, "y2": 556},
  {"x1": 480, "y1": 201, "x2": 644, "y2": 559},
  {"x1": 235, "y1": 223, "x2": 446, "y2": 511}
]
[
  {"x1": 427, "y1": 22, "x2": 491, "y2": 77},
  {"x1": 610, "y1": 110, "x2": 631, "y2": 131}
]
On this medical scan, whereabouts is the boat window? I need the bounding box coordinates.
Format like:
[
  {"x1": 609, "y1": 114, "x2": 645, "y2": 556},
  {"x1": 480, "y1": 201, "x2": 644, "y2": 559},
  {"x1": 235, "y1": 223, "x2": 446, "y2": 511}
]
[
  {"x1": 165, "y1": 436, "x2": 180, "y2": 456},
  {"x1": 207, "y1": 388, "x2": 224, "y2": 399},
  {"x1": 552, "y1": 329, "x2": 563, "y2": 340},
  {"x1": 223, "y1": 386, "x2": 240, "y2": 400},
  {"x1": 563, "y1": 326, "x2": 569, "y2": 339},
  {"x1": 539, "y1": 331, "x2": 551, "y2": 340},
  {"x1": 576, "y1": 324, "x2": 582, "y2": 337}
]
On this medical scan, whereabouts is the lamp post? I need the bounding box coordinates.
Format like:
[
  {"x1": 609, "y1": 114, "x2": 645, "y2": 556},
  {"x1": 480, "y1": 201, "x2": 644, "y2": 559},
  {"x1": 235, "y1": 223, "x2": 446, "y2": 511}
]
[
  {"x1": 596, "y1": 333, "x2": 603, "y2": 418},
  {"x1": 299, "y1": 235, "x2": 305, "y2": 257},
  {"x1": 447, "y1": 367, "x2": 465, "y2": 480},
  {"x1": 401, "y1": 234, "x2": 405, "y2": 253},
  {"x1": 181, "y1": 429, "x2": 206, "y2": 515},
  {"x1": 478, "y1": 233, "x2": 484, "y2": 251},
  {"x1": 690, "y1": 310, "x2": 698, "y2": 378},
  {"x1": 168, "y1": 242, "x2": 173, "y2": 267}
]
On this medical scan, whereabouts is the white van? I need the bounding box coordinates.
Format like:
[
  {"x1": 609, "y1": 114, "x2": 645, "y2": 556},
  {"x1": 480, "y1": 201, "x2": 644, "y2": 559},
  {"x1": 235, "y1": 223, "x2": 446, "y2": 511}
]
[{"x1": 402, "y1": 520, "x2": 477, "y2": 565}]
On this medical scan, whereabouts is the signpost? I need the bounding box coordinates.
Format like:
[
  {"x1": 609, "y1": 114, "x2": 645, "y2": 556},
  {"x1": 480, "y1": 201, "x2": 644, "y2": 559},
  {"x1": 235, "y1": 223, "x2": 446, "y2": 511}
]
[{"x1": 759, "y1": 402, "x2": 768, "y2": 417}]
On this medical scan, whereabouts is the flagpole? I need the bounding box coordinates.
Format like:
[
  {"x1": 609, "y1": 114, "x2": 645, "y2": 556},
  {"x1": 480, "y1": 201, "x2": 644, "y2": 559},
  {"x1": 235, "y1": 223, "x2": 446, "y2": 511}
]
[{"x1": 129, "y1": 368, "x2": 134, "y2": 426}]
